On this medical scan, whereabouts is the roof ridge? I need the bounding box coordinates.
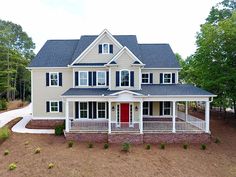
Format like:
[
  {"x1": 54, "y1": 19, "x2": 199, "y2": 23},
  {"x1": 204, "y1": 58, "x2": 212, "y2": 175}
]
[
  {"x1": 139, "y1": 43, "x2": 169, "y2": 45},
  {"x1": 47, "y1": 39, "x2": 80, "y2": 41}
]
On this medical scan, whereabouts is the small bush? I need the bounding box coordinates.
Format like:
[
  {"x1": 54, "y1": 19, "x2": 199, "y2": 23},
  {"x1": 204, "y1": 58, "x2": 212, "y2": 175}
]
[
  {"x1": 201, "y1": 144, "x2": 206, "y2": 150},
  {"x1": 121, "y1": 142, "x2": 130, "y2": 152},
  {"x1": 104, "y1": 143, "x2": 109, "y2": 149},
  {"x1": 4, "y1": 150, "x2": 9, "y2": 156},
  {"x1": 0, "y1": 100, "x2": 7, "y2": 110},
  {"x1": 214, "y1": 137, "x2": 221, "y2": 144},
  {"x1": 160, "y1": 143, "x2": 165, "y2": 150},
  {"x1": 48, "y1": 163, "x2": 54, "y2": 169},
  {"x1": 8, "y1": 163, "x2": 17, "y2": 170},
  {"x1": 68, "y1": 141, "x2": 74, "y2": 148},
  {"x1": 0, "y1": 127, "x2": 10, "y2": 140},
  {"x1": 54, "y1": 124, "x2": 65, "y2": 136},
  {"x1": 145, "y1": 144, "x2": 151, "y2": 150},
  {"x1": 24, "y1": 141, "x2": 29, "y2": 145},
  {"x1": 183, "y1": 144, "x2": 188, "y2": 150},
  {"x1": 35, "y1": 147, "x2": 41, "y2": 154},
  {"x1": 88, "y1": 143, "x2": 93, "y2": 148}
]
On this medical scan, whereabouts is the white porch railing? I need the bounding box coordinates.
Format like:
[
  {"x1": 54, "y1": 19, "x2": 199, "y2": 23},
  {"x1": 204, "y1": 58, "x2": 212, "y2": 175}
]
[
  {"x1": 111, "y1": 122, "x2": 140, "y2": 132},
  {"x1": 69, "y1": 120, "x2": 108, "y2": 132}
]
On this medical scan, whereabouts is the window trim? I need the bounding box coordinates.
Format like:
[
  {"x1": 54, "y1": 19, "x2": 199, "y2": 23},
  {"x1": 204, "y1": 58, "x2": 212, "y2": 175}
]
[
  {"x1": 163, "y1": 101, "x2": 171, "y2": 116},
  {"x1": 163, "y1": 72, "x2": 172, "y2": 84},
  {"x1": 79, "y1": 71, "x2": 88, "y2": 86},
  {"x1": 120, "y1": 69, "x2": 130, "y2": 87},
  {"x1": 96, "y1": 71, "x2": 107, "y2": 86},
  {"x1": 101, "y1": 43, "x2": 111, "y2": 54},
  {"x1": 50, "y1": 101, "x2": 59, "y2": 113},
  {"x1": 79, "y1": 102, "x2": 88, "y2": 119},
  {"x1": 97, "y1": 102, "x2": 107, "y2": 119},
  {"x1": 49, "y1": 72, "x2": 59, "y2": 87},
  {"x1": 142, "y1": 72, "x2": 150, "y2": 84},
  {"x1": 143, "y1": 102, "x2": 150, "y2": 116}
]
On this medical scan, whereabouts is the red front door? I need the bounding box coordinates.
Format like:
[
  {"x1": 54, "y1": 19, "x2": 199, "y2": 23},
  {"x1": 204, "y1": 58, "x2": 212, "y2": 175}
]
[{"x1": 120, "y1": 103, "x2": 129, "y2": 123}]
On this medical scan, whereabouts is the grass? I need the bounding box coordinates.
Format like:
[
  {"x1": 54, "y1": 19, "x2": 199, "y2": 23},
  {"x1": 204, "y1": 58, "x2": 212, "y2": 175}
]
[
  {"x1": 121, "y1": 142, "x2": 131, "y2": 152},
  {"x1": 0, "y1": 127, "x2": 10, "y2": 140}
]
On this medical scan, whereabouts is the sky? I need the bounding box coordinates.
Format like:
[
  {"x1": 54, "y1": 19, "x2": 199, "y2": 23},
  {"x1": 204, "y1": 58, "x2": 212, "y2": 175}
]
[{"x1": 0, "y1": 0, "x2": 221, "y2": 58}]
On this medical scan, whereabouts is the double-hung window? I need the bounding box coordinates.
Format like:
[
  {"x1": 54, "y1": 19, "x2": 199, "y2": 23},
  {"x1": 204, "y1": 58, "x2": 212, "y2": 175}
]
[
  {"x1": 80, "y1": 102, "x2": 88, "y2": 118},
  {"x1": 142, "y1": 73, "x2": 149, "y2": 84},
  {"x1": 50, "y1": 72, "x2": 59, "y2": 86},
  {"x1": 163, "y1": 73, "x2": 172, "y2": 84},
  {"x1": 50, "y1": 101, "x2": 59, "y2": 112},
  {"x1": 143, "y1": 102, "x2": 149, "y2": 115},
  {"x1": 163, "y1": 102, "x2": 171, "y2": 115},
  {"x1": 120, "y1": 70, "x2": 129, "y2": 86},
  {"x1": 97, "y1": 71, "x2": 106, "y2": 86},
  {"x1": 79, "y1": 71, "x2": 88, "y2": 86},
  {"x1": 99, "y1": 43, "x2": 113, "y2": 54},
  {"x1": 97, "y1": 102, "x2": 106, "y2": 118}
]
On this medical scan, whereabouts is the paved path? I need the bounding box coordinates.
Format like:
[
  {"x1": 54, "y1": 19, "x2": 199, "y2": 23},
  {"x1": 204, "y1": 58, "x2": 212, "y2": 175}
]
[{"x1": 0, "y1": 103, "x2": 32, "y2": 128}]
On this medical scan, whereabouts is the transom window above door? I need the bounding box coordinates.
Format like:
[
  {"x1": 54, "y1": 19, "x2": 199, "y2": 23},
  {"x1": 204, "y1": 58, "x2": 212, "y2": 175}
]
[{"x1": 98, "y1": 43, "x2": 113, "y2": 54}]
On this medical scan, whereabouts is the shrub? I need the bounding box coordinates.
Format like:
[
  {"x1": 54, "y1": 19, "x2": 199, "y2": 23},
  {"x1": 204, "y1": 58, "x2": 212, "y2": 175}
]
[
  {"x1": 48, "y1": 163, "x2": 54, "y2": 169},
  {"x1": 8, "y1": 163, "x2": 17, "y2": 170},
  {"x1": 160, "y1": 143, "x2": 165, "y2": 150},
  {"x1": 24, "y1": 141, "x2": 29, "y2": 145},
  {"x1": 121, "y1": 142, "x2": 130, "y2": 152},
  {"x1": 4, "y1": 150, "x2": 9, "y2": 156},
  {"x1": 214, "y1": 137, "x2": 221, "y2": 144},
  {"x1": 35, "y1": 147, "x2": 41, "y2": 154},
  {"x1": 0, "y1": 100, "x2": 7, "y2": 110},
  {"x1": 88, "y1": 143, "x2": 93, "y2": 148},
  {"x1": 0, "y1": 127, "x2": 10, "y2": 140},
  {"x1": 68, "y1": 141, "x2": 74, "y2": 148},
  {"x1": 54, "y1": 124, "x2": 65, "y2": 136},
  {"x1": 104, "y1": 143, "x2": 109, "y2": 149},
  {"x1": 183, "y1": 144, "x2": 188, "y2": 150},
  {"x1": 145, "y1": 144, "x2": 151, "y2": 150},
  {"x1": 201, "y1": 144, "x2": 206, "y2": 150}
]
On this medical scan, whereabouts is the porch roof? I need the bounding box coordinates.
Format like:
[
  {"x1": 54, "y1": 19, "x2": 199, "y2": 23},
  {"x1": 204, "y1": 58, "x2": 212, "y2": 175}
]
[{"x1": 61, "y1": 84, "x2": 216, "y2": 97}]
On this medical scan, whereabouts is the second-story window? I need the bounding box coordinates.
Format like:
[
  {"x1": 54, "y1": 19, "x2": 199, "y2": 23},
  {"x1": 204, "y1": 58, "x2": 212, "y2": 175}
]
[
  {"x1": 50, "y1": 72, "x2": 59, "y2": 86},
  {"x1": 97, "y1": 71, "x2": 106, "y2": 86},
  {"x1": 163, "y1": 73, "x2": 172, "y2": 84},
  {"x1": 99, "y1": 44, "x2": 113, "y2": 54},
  {"x1": 79, "y1": 71, "x2": 88, "y2": 86},
  {"x1": 142, "y1": 73, "x2": 149, "y2": 84},
  {"x1": 120, "y1": 70, "x2": 129, "y2": 86}
]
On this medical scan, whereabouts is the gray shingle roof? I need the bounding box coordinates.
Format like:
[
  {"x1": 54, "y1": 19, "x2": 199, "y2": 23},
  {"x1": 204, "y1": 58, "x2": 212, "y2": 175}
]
[
  {"x1": 62, "y1": 84, "x2": 215, "y2": 97},
  {"x1": 29, "y1": 34, "x2": 180, "y2": 68}
]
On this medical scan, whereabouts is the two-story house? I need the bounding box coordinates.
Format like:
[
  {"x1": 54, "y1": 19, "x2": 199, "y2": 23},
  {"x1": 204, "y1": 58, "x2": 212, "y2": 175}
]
[{"x1": 28, "y1": 29, "x2": 216, "y2": 143}]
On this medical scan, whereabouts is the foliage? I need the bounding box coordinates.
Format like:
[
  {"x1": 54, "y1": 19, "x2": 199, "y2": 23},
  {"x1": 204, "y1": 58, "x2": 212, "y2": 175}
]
[
  {"x1": 4, "y1": 149, "x2": 9, "y2": 155},
  {"x1": 145, "y1": 144, "x2": 151, "y2": 150},
  {"x1": 54, "y1": 124, "x2": 65, "y2": 136},
  {"x1": 68, "y1": 141, "x2": 74, "y2": 148},
  {"x1": 183, "y1": 144, "x2": 188, "y2": 149},
  {"x1": 103, "y1": 143, "x2": 109, "y2": 149},
  {"x1": 0, "y1": 127, "x2": 10, "y2": 140},
  {"x1": 48, "y1": 163, "x2": 54, "y2": 169},
  {"x1": 8, "y1": 163, "x2": 17, "y2": 170},
  {"x1": 214, "y1": 137, "x2": 221, "y2": 144},
  {"x1": 121, "y1": 142, "x2": 130, "y2": 152},
  {"x1": 160, "y1": 143, "x2": 165, "y2": 150},
  {"x1": 88, "y1": 143, "x2": 93, "y2": 148},
  {"x1": 201, "y1": 144, "x2": 207, "y2": 150},
  {"x1": 35, "y1": 147, "x2": 41, "y2": 154},
  {"x1": 0, "y1": 99, "x2": 7, "y2": 110}
]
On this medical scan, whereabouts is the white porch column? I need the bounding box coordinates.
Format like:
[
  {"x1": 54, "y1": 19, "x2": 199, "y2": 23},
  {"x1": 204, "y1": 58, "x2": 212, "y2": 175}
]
[
  {"x1": 139, "y1": 101, "x2": 143, "y2": 134},
  {"x1": 205, "y1": 101, "x2": 210, "y2": 133},
  {"x1": 108, "y1": 101, "x2": 111, "y2": 134},
  {"x1": 185, "y1": 101, "x2": 188, "y2": 121},
  {"x1": 172, "y1": 101, "x2": 176, "y2": 133},
  {"x1": 65, "y1": 100, "x2": 69, "y2": 132}
]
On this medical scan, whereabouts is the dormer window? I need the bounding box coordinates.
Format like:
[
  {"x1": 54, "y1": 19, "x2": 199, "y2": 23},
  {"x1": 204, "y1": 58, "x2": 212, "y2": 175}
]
[{"x1": 98, "y1": 44, "x2": 113, "y2": 54}]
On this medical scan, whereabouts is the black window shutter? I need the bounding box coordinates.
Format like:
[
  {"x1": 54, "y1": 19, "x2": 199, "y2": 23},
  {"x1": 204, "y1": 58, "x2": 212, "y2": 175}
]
[
  {"x1": 160, "y1": 102, "x2": 163, "y2": 115},
  {"x1": 59, "y1": 73, "x2": 62, "y2": 86},
  {"x1": 75, "y1": 102, "x2": 79, "y2": 118},
  {"x1": 46, "y1": 73, "x2": 49, "y2": 86},
  {"x1": 149, "y1": 102, "x2": 153, "y2": 116},
  {"x1": 106, "y1": 71, "x2": 109, "y2": 86},
  {"x1": 160, "y1": 73, "x2": 163, "y2": 84},
  {"x1": 106, "y1": 102, "x2": 109, "y2": 119},
  {"x1": 98, "y1": 44, "x2": 102, "y2": 53},
  {"x1": 172, "y1": 73, "x2": 176, "y2": 84},
  {"x1": 89, "y1": 102, "x2": 92, "y2": 119},
  {"x1": 59, "y1": 101, "x2": 63, "y2": 112},
  {"x1": 93, "y1": 102, "x2": 97, "y2": 119},
  {"x1": 46, "y1": 101, "x2": 50, "y2": 112},
  {"x1": 75, "y1": 72, "x2": 78, "y2": 86},
  {"x1": 150, "y1": 73, "x2": 153, "y2": 84},
  {"x1": 88, "y1": 72, "x2": 92, "y2": 86},
  {"x1": 116, "y1": 71, "x2": 120, "y2": 86},
  {"x1": 109, "y1": 44, "x2": 113, "y2": 54},
  {"x1": 130, "y1": 71, "x2": 134, "y2": 86},
  {"x1": 93, "y1": 72, "x2": 96, "y2": 86}
]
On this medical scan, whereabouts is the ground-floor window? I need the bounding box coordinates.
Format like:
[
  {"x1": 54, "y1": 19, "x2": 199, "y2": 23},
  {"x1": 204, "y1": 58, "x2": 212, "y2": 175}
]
[
  {"x1": 80, "y1": 102, "x2": 88, "y2": 118},
  {"x1": 97, "y1": 102, "x2": 106, "y2": 118},
  {"x1": 116, "y1": 104, "x2": 120, "y2": 126},
  {"x1": 130, "y1": 104, "x2": 133, "y2": 126},
  {"x1": 163, "y1": 102, "x2": 171, "y2": 115},
  {"x1": 50, "y1": 101, "x2": 59, "y2": 112},
  {"x1": 143, "y1": 102, "x2": 149, "y2": 115}
]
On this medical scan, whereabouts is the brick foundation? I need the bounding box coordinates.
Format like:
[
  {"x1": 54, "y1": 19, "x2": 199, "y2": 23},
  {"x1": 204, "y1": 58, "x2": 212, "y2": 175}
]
[
  {"x1": 26, "y1": 120, "x2": 64, "y2": 129},
  {"x1": 143, "y1": 133, "x2": 210, "y2": 144},
  {"x1": 65, "y1": 132, "x2": 108, "y2": 143},
  {"x1": 108, "y1": 134, "x2": 143, "y2": 144}
]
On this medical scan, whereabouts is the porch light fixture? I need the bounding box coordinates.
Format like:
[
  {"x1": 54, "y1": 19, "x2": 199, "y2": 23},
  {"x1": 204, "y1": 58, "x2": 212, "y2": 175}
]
[
  {"x1": 112, "y1": 106, "x2": 115, "y2": 111},
  {"x1": 135, "y1": 106, "x2": 138, "y2": 111}
]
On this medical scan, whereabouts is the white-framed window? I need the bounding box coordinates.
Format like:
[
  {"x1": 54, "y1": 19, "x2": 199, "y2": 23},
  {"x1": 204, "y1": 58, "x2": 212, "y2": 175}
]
[
  {"x1": 97, "y1": 71, "x2": 106, "y2": 86},
  {"x1": 97, "y1": 102, "x2": 106, "y2": 118},
  {"x1": 143, "y1": 102, "x2": 149, "y2": 115},
  {"x1": 79, "y1": 71, "x2": 88, "y2": 86},
  {"x1": 163, "y1": 101, "x2": 171, "y2": 115},
  {"x1": 50, "y1": 101, "x2": 59, "y2": 113},
  {"x1": 116, "y1": 104, "x2": 120, "y2": 127},
  {"x1": 163, "y1": 73, "x2": 172, "y2": 84},
  {"x1": 142, "y1": 73, "x2": 149, "y2": 84},
  {"x1": 120, "y1": 70, "x2": 130, "y2": 87},
  {"x1": 80, "y1": 102, "x2": 88, "y2": 118},
  {"x1": 103, "y1": 43, "x2": 109, "y2": 54},
  {"x1": 50, "y1": 72, "x2": 59, "y2": 86}
]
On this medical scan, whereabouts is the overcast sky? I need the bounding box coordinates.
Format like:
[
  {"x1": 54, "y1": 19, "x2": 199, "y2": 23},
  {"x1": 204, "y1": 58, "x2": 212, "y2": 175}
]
[{"x1": 0, "y1": 0, "x2": 220, "y2": 58}]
